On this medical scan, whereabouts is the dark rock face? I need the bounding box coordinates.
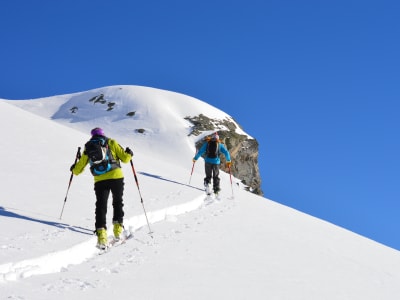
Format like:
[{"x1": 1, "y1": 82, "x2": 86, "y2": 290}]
[{"x1": 185, "y1": 114, "x2": 263, "y2": 196}]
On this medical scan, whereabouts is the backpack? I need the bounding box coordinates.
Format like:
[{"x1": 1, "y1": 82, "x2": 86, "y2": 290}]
[
  {"x1": 206, "y1": 140, "x2": 219, "y2": 158},
  {"x1": 85, "y1": 136, "x2": 119, "y2": 176}
]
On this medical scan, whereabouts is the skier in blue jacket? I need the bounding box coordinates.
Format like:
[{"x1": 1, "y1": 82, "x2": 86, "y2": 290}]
[{"x1": 193, "y1": 132, "x2": 232, "y2": 194}]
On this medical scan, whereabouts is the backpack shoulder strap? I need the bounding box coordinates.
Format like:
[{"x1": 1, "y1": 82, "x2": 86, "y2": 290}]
[{"x1": 105, "y1": 138, "x2": 121, "y2": 166}]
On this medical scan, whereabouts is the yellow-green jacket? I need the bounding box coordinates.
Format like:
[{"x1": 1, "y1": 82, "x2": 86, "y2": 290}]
[{"x1": 72, "y1": 138, "x2": 132, "y2": 182}]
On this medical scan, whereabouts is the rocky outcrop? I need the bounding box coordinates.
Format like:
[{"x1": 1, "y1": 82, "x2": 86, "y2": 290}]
[{"x1": 185, "y1": 114, "x2": 263, "y2": 196}]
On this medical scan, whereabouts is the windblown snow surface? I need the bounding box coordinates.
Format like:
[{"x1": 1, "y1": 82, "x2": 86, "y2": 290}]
[{"x1": 1, "y1": 85, "x2": 399, "y2": 299}]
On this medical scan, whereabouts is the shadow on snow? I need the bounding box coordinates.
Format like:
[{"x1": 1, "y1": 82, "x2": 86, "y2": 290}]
[
  {"x1": 138, "y1": 172, "x2": 204, "y2": 192},
  {"x1": 0, "y1": 206, "x2": 93, "y2": 235}
]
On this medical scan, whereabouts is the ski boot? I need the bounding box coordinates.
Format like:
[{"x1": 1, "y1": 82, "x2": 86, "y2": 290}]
[
  {"x1": 96, "y1": 228, "x2": 108, "y2": 250},
  {"x1": 113, "y1": 222, "x2": 124, "y2": 241},
  {"x1": 204, "y1": 179, "x2": 212, "y2": 195},
  {"x1": 204, "y1": 184, "x2": 212, "y2": 196}
]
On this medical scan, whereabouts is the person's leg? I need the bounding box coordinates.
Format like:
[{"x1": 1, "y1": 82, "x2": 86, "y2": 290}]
[
  {"x1": 94, "y1": 180, "x2": 111, "y2": 247},
  {"x1": 204, "y1": 163, "x2": 212, "y2": 186},
  {"x1": 212, "y1": 164, "x2": 221, "y2": 193},
  {"x1": 94, "y1": 180, "x2": 111, "y2": 229},
  {"x1": 110, "y1": 178, "x2": 125, "y2": 224}
]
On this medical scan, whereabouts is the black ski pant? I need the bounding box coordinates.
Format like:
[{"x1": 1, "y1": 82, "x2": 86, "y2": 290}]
[
  {"x1": 94, "y1": 178, "x2": 125, "y2": 230},
  {"x1": 204, "y1": 162, "x2": 220, "y2": 191}
]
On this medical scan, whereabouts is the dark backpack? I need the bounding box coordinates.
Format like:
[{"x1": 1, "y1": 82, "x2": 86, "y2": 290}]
[
  {"x1": 85, "y1": 137, "x2": 118, "y2": 176},
  {"x1": 206, "y1": 140, "x2": 219, "y2": 158}
]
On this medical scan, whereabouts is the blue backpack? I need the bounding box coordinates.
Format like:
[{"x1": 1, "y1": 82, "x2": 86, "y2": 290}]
[{"x1": 85, "y1": 136, "x2": 118, "y2": 176}]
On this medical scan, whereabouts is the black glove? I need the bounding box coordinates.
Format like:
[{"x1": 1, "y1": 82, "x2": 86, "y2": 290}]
[
  {"x1": 125, "y1": 147, "x2": 133, "y2": 156},
  {"x1": 70, "y1": 164, "x2": 76, "y2": 172}
]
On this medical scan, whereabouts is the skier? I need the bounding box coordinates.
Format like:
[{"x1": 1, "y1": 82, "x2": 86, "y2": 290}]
[
  {"x1": 193, "y1": 132, "x2": 232, "y2": 195},
  {"x1": 70, "y1": 127, "x2": 133, "y2": 249}
]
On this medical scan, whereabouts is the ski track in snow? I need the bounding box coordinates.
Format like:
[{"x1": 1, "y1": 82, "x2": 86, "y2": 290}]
[{"x1": 0, "y1": 193, "x2": 233, "y2": 283}]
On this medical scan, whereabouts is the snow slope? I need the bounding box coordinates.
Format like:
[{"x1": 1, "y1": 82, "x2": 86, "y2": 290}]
[{"x1": 1, "y1": 86, "x2": 400, "y2": 299}]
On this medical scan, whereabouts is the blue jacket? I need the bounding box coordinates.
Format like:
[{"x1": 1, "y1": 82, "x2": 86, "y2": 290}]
[{"x1": 194, "y1": 141, "x2": 231, "y2": 165}]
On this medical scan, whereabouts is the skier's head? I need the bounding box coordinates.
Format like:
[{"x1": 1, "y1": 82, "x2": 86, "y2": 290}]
[
  {"x1": 212, "y1": 132, "x2": 219, "y2": 141},
  {"x1": 91, "y1": 127, "x2": 105, "y2": 136}
]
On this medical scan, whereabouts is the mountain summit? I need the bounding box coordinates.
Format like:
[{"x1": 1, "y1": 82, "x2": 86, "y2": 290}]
[{"x1": 7, "y1": 85, "x2": 263, "y2": 194}]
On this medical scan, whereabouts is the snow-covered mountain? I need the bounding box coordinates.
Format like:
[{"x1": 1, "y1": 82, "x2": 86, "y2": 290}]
[
  {"x1": 6, "y1": 85, "x2": 247, "y2": 164},
  {"x1": 1, "y1": 85, "x2": 400, "y2": 299}
]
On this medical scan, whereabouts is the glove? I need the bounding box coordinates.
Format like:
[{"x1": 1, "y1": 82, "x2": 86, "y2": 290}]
[
  {"x1": 70, "y1": 164, "x2": 76, "y2": 172},
  {"x1": 125, "y1": 147, "x2": 133, "y2": 156},
  {"x1": 226, "y1": 161, "x2": 232, "y2": 168},
  {"x1": 192, "y1": 158, "x2": 197, "y2": 163}
]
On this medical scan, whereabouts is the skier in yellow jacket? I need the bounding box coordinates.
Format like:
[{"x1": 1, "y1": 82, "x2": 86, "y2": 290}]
[{"x1": 71, "y1": 127, "x2": 133, "y2": 249}]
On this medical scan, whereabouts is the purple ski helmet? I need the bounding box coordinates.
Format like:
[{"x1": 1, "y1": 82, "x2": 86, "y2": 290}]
[{"x1": 91, "y1": 127, "x2": 105, "y2": 136}]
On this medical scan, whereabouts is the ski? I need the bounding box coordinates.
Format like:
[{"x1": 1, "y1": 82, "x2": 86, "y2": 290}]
[
  {"x1": 214, "y1": 192, "x2": 221, "y2": 201},
  {"x1": 204, "y1": 190, "x2": 222, "y2": 205},
  {"x1": 97, "y1": 231, "x2": 133, "y2": 255}
]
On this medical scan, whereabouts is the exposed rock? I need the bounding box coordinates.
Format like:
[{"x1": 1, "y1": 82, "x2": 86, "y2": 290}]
[
  {"x1": 185, "y1": 114, "x2": 263, "y2": 195},
  {"x1": 136, "y1": 128, "x2": 146, "y2": 134}
]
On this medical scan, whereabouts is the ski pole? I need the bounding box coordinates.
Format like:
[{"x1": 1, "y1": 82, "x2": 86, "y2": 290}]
[
  {"x1": 130, "y1": 160, "x2": 154, "y2": 238},
  {"x1": 228, "y1": 165, "x2": 234, "y2": 198},
  {"x1": 189, "y1": 161, "x2": 195, "y2": 185},
  {"x1": 60, "y1": 147, "x2": 81, "y2": 220}
]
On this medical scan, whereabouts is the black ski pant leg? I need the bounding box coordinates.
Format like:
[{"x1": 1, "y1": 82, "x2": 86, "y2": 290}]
[
  {"x1": 212, "y1": 164, "x2": 220, "y2": 191},
  {"x1": 110, "y1": 178, "x2": 125, "y2": 224},
  {"x1": 204, "y1": 162, "x2": 213, "y2": 185},
  {"x1": 94, "y1": 180, "x2": 111, "y2": 230}
]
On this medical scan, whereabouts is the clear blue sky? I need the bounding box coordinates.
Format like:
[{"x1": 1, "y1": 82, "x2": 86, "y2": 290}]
[{"x1": 1, "y1": 1, "x2": 399, "y2": 250}]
